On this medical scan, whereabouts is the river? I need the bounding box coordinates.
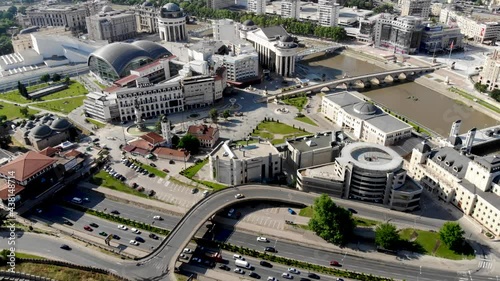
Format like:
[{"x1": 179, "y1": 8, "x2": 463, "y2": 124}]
[{"x1": 297, "y1": 52, "x2": 499, "y2": 136}]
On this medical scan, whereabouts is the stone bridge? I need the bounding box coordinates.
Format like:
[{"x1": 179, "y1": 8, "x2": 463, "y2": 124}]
[{"x1": 265, "y1": 66, "x2": 438, "y2": 102}]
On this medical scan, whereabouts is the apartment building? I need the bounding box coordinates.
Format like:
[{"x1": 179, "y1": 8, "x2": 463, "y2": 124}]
[
  {"x1": 134, "y1": 1, "x2": 159, "y2": 34},
  {"x1": 281, "y1": 0, "x2": 301, "y2": 19},
  {"x1": 181, "y1": 70, "x2": 226, "y2": 109},
  {"x1": 440, "y1": 7, "x2": 500, "y2": 44},
  {"x1": 84, "y1": 92, "x2": 119, "y2": 122},
  {"x1": 479, "y1": 49, "x2": 500, "y2": 91},
  {"x1": 318, "y1": 0, "x2": 340, "y2": 27},
  {"x1": 374, "y1": 14, "x2": 423, "y2": 54},
  {"x1": 400, "y1": 0, "x2": 431, "y2": 19},
  {"x1": 26, "y1": 6, "x2": 88, "y2": 31},
  {"x1": 247, "y1": 0, "x2": 266, "y2": 15},
  {"x1": 206, "y1": 0, "x2": 235, "y2": 9},
  {"x1": 86, "y1": 6, "x2": 137, "y2": 43}
]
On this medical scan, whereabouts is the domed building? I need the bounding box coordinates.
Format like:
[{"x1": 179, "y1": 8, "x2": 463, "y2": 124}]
[
  {"x1": 158, "y1": 2, "x2": 187, "y2": 42},
  {"x1": 19, "y1": 115, "x2": 74, "y2": 151},
  {"x1": 321, "y1": 91, "x2": 413, "y2": 146}
]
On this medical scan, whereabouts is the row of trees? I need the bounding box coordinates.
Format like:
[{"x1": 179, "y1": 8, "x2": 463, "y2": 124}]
[{"x1": 474, "y1": 82, "x2": 500, "y2": 102}]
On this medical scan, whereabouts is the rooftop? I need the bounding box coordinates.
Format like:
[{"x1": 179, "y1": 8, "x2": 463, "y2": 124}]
[
  {"x1": 338, "y1": 142, "x2": 403, "y2": 172},
  {"x1": 140, "y1": 132, "x2": 165, "y2": 145},
  {"x1": 393, "y1": 178, "x2": 423, "y2": 193},
  {"x1": 458, "y1": 125, "x2": 500, "y2": 147},
  {"x1": 287, "y1": 132, "x2": 337, "y2": 153},
  {"x1": 212, "y1": 140, "x2": 279, "y2": 160},
  {"x1": 428, "y1": 147, "x2": 471, "y2": 179},
  {"x1": 299, "y1": 163, "x2": 344, "y2": 182},
  {"x1": 0, "y1": 151, "x2": 57, "y2": 182}
]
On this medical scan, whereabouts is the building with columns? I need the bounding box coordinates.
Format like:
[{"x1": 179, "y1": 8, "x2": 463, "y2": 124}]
[
  {"x1": 85, "y1": 6, "x2": 137, "y2": 43},
  {"x1": 247, "y1": 0, "x2": 266, "y2": 15},
  {"x1": 158, "y1": 3, "x2": 187, "y2": 42},
  {"x1": 239, "y1": 20, "x2": 298, "y2": 77},
  {"x1": 281, "y1": 0, "x2": 301, "y2": 19}
]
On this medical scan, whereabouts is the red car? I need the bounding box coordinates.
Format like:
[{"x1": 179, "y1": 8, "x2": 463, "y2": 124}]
[
  {"x1": 330, "y1": 260, "x2": 340, "y2": 266},
  {"x1": 84, "y1": 225, "x2": 93, "y2": 231}
]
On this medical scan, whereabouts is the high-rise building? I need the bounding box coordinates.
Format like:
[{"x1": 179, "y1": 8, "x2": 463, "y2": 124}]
[
  {"x1": 206, "y1": 0, "x2": 235, "y2": 9},
  {"x1": 400, "y1": 0, "x2": 431, "y2": 19},
  {"x1": 374, "y1": 14, "x2": 423, "y2": 54},
  {"x1": 247, "y1": 0, "x2": 266, "y2": 15},
  {"x1": 318, "y1": 0, "x2": 340, "y2": 27},
  {"x1": 158, "y1": 3, "x2": 187, "y2": 42},
  {"x1": 281, "y1": 0, "x2": 301, "y2": 19},
  {"x1": 86, "y1": 6, "x2": 137, "y2": 43},
  {"x1": 479, "y1": 49, "x2": 500, "y2": 91},
  {"x1": 134, "y1": 1, "x2": 159, "y2": 34},
  {"x1": 212, "y1": 19, "x2": 239, "y2": 41}
]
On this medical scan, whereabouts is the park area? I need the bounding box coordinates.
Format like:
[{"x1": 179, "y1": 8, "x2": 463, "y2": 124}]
[
  {"x1": 251, "y1": 120, "x2": 310, "y2": 144},
  {"x1": 0, "y1": 102, "x2": 39, "y2": 120}
]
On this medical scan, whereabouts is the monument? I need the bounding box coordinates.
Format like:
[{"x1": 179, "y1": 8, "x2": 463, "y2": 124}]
[
  {"x1": 160, "y1": 114, "x2": 173, "y2": 147},
  {"x1": 134, "y1": 97, "x2": 145, "y2": 131}
]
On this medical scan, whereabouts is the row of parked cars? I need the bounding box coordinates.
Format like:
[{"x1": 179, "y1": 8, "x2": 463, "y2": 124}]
[
  {"x1": 122, "y1": 158, "x2": 155, "y2": 178},
  {"x1": 104, "y1": 165, "x2": 126, "y2": 181}
]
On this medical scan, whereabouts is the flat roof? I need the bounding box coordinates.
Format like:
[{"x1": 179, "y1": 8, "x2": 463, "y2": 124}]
[
  {"x1": 458, "y1": 125, "x2": 500, "y2": 147},
  {"x1": 338, "y1": 142, "x2": 403, "y2": 171},
  {"x1": 287, "y1": 132, "x2": 336, "y2": 153},
  {"x1": 393, "y1": 178, "x2": 422, "y2": 193},
  {"x1": 213, "y1": 141, "x2": 279, "y2": 159},
  {"x1": 300, "y1": 163, "x2": 343, "y2": 181}
]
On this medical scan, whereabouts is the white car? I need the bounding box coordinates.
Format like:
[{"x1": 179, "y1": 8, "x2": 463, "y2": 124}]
[
  {"x1": 183, "y1": 248, "x2": 193, "y2": 254},
  {"x1": 153, "y1": 215, "x2": 162, "y2": 220},
  {"x1": 203, "y1": 190, "x2": 209, "y2": 197},
  {"x1": 288, "y1": 268, "x2": 300, "y2": 274},
  {"x1": 234, "y1": 193, "x2": 244, "y2": 199},
  {"x1": 282, "y1": 273, "x2": 293, "y2": 279},
  {"x1": 179, "y1": 254, "x2": 188, "y2": 260},
  {"x1": 131, "y1": 228, "x2": 141, "y2": 234},
  {"x1": 234, "y1": 268, "x2": 245, "y2": 274},
  {"x1": 257, "y1": 237, "x2": 268, "y2": 242},
  {"x1": 129, "y1": 240, "x2": 139, "y2": 246},
  {"x1": 117, "y1": 225, "x2": 128, "y2": 230},
  {"x1": 267, "y1": 277, "x2": 278, "y2": 281}
]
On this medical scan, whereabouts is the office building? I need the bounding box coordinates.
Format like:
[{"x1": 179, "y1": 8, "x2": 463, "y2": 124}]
[
  {"x1": 181, "y1": 69, "x2": 226, "y2": 109},
  {"x1": 212, "y1": 19, "x2": 239, "y2": 42},
  {"x1": 420, "y1": 24, "x2": 463, "y2": 54},
  {"x1": 26, "y1": 6, "x2": 89, "y2": 31},
  {"x1": 479, "y1": 49, "x2": 500, "y2": 91},
  {"x1": 400, "y1": 0, "x2": 432, "y2": 19},
  {"x1": 297, "y1": 142, "x2": 422, "y2": 212},
  {"x1": 248, "y1": 0, "x2": 266, "y2": 15},
  {"x1": 158, "y1": 3, "x2": 187, "y2": 42},
  {"x1": 212, "y1": 51, "x2": 259, "y2": 83},
  {"x1": 374, "y1": 14, "x2": 423, "y2": 54},
  {"x1": 281, "y1": 0, "x2": 301, "y2": 19},
  {"x1": 84, "y1": 92, "x2": 119, "y2": 122},
  {"x1": 318, "y1": 0, "x2": 340, "y2": 27},
  {"x1": 86, "y1": 6, "x2": 137, "y2": 43},
  {"x1": 440, "y1": 7, "x2": 500, "y2": 44},
  {"x1": 187, "y1": 124, "x2": 220, "y2": 148},
  {"x1": 135, "y1": 1, "x2": 159, "y2": 34},
  {"x1": 209, "y1": 140, "x2": 282, "y2": 185},
  {"x1": 206, "y1": 0, "x2": 235, "y2": 9},
  {"x1": 239, "y1": 21, "x2": 298, "y2": 77},
  {"x1": 409, "y1": 140, "x2": 500, "y2": 237},
  {"x1": 321, "y1": 91, "x2": 413, "y2": 146}
]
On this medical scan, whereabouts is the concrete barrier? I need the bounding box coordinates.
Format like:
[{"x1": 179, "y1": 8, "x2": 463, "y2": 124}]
[{"x1": 0, "y1": 270, "x2": 55, "y2": 280}]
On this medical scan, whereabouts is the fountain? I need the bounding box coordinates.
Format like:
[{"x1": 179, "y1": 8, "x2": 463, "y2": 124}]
[{"x1": 229, "y1": 98, "x2": 237, "y2": 109}]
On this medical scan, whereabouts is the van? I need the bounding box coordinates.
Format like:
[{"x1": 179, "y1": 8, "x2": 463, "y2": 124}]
[
  {"x1": 233, "y1": 254, "x2": 244, "y2": 260},
  {"x1": 71, "y1": 197, "x2": 83, "y2": 204}
]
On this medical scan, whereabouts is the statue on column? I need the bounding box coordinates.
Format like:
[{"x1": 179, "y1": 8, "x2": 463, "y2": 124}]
[{"x1": 134, "y1": 97, "x2": 145, "y2": 131}]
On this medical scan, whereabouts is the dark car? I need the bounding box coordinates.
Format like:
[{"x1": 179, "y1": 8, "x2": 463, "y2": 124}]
[
  {"x1": 218, "y1": 264, "x2": 230, "y2": 271},
  {"x1": 92, "y1": 138, "x2": 100, "y2": 142},
  {"x1": 60, "y1": 244, "x2": 71, "y2": 250},
  {"x1": 249, "y1": 272, "x2": 260, "y2": 279},
  {"x1": 131, "y1": 182, "x2": 138, "y2": 188},
  {"x1": 148, "y1": 173, "x2": 155, "y2": 178},
  {"x1": 89, "y1": 223, "x2": 99, "y2": 228},
  {"x1": 347, "y1": 208, "x2": 357, "y2": 214},
  {"x1": 191, "y1": 188, "x2": 198, "y2": 194},
  {"x1": 135, "y1": 236, "x2": 145, "y2": 243},
  {"x1": 264, "y1": 247, "x2": 276, "y2": 253},
  {"x1": 150, "y1": 163, "x2": 157, "y2": 167},
  {"x1": 111, "y1": 210, "x2": 120, "y2": 215},
  {"x1": 169, "y1": 160, "x2": 175, "y2": 164},
  {"x1": 83, "y1": 225, "x2": 93, "y2": 231},
  {"x1": 112, "y1": 234, "x2": 120, "y2": 240},
  {"x1": 148, "y1": 190, "x2": 156, "y2": 196},
  {"x1": 63, "y1": 220, "x2": 73, "y2": 226},
  {"x1": 259, "y1": 261, "x2": 272, "y2": 268},
  {"x1": 308, "y1": 273, "x2": 320, "y2": 279},
  {"x1": 149, "y1": 233, "x2": 159, "y2": 239}
]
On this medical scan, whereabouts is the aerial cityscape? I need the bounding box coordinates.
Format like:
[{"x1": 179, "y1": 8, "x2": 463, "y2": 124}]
[{"x1": 0, "y1": 0, "x2": 499, "y2": 280}]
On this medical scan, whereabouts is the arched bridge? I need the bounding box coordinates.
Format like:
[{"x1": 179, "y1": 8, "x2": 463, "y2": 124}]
[
  {"x1": 265, "y1": 66, "x2": 438, "y2": 102},
  {"x1": 125, "y1": 185, "x2": 316, "y2": 281}
]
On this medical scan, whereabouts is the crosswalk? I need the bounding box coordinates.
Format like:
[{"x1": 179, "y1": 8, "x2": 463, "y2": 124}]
[
  {"x1": 478, "y1": 259, "x2": 493, "y2": 269},
  {"x1": 241, "y1": 214, "x2": 284, "y2": 230},
  {"x1": 151, "y1": 177, "x2": 201, "y2": 208},
  {"x1": 457, "y1": 272, "x2": 470, "y2": 281}
]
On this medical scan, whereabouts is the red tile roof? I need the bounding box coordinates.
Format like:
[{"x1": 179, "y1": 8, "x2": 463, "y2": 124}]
[
  {"x1": 39, "y1": 147, "x2": 58, "y2": 157},
  {"x1": 0, "y1": 151, "x2": 57, "y2": 182},
  {"x1": 153, "y1": 147, "x2": 189, "y2": 158},
  {"x1": 114, "y1": 74, "x2": 139, "y2": 87},
  {"x1": 64, "y1": 149, "x2": 81, "y2": 158},
  {"x1": 140, "y1": 132, "x2": 165, "y2": 145},
  {"x1": 128, "y1": 139, "x2": 152, "y2": 151},
  {"x1": 0, "y1": 182, "x2": 25, "y2": 200},
  {"x1": 187, "y1": 125, "x2": 219, "y2": 140},
  {"x1": 104, "y1": 85, "x2": 121, "y2": 93}
]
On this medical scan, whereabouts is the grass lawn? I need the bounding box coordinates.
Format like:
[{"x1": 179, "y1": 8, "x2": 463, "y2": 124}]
[
  {"x1": 0, "y1": 263, "x2": 124, "y2": 281},
  {"x1": 449, "y1": 87, "x2": 500, "y2": 114},
  {"x1": 295, "y1": 116, "x2": 318, "y2": 126},
  {"x1": 282, "y1": 96, "x2": 308, "y2": 111},
  {"x1": 35, "y1": 96, "x2": 86, "y2": 114},
  {"x1": 182, "y1": 158, "x2": 208, "y2": 179},
  {"x1": 197, "y1": 180, "x2": 228, "y2": 191},
  {"x1": 86, "y1": 118, "x2": 106, "y2": 129},
  {"x1": 252, "y1": 121, "x2": 310, "y2": 145},
  {"x1": 89, "y1": 170, "x2": 148, "y2": 198},
  {"x1": 0, "y1": 81, "x2": 87, "y2": 103},
  {"x1": 299, "y1": 206, "x2": 314, "y2": 217},
  {"x1": 399, "y1": 228, "x2": 475, "y2": 260},
  {"x1": 354, "y1": 216, "x2": 379, "y2": 227},
  {"x1": 134, "y1": 160, "x2": 167, "y2": 178},
  {"x1": 0, "y1": 102, "x2": 39, "y2": 120}
]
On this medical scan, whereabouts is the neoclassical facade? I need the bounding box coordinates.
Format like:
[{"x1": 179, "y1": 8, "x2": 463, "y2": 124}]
[
  {"x1": 239, "y1": 20, "x2": 298, "y2": 77},
  {"x1": 158, "y1": 3, "x2": 187, "y2": 42}
]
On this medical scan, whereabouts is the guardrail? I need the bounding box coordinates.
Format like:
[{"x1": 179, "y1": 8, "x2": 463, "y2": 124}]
[{"x1": 0, "y1": 270, "x2": 55, "y2": 281}]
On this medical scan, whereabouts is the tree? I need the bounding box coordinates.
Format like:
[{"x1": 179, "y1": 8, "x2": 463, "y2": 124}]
[
  {"x1": 40, "y1": 74, "x2": 51, "y2": 83},
  {"x1": 18, "y1": 6, "x2": 27, "y2": 15},
  {"x1": 222, "y1": 109, "x2": 230, "y2": 119},
  {"x1": 0, "y1": 134, "x2": 11, "y2": 149},
  {"x1": 308, "y1": 194, "x2": 355, "y2": 246},
  {"x1": 7, "y1": 6, "x2": 17, "y2": 16},
  {"x1": 474, "y1": 82, "x2": 487, "y2": 93},
  {"x1": 64, "y1": 76, "x2": 70, "y2": 84},
  {"x1": 17, "y1": 81, "x2": 28, "y2": 99},
  {"x1": 490, "y1": 89, "x2": 500, "y2": 102},
  {"x1": 439, "y1": 222, "x2": 465, "y2": 250},
  {"x1": 209, "y1": 108, "x2": 218, "y2": 123},
  {"x1": 19, "y1": 107, "x2": 29, "y2": 117},
  {"x1": 177, "y1": 134, "x2": 200, "y2": 154},
  {"x1": 52, "y1": 73, "x2": 61, "y2": 82},
  {"x1": 375, "y1": 223, "x2": 399, "y2": 250},
  {"x1": 373, "y1": 3, "x2": 393, "y2": 14},
  {"x1": 171, "y1": 134, "x2": 180, "y2": 148}
]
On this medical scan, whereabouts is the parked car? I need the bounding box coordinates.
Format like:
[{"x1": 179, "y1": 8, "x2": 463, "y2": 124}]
[
  {"x1": 63, "y1": 220, "x2": 73, "y2": 226},
  {"x1": 148, "y1": 173, "x2": 155, "y2": 178},
  {"x1": 288, "y1": 208, "x2": 295, "y2": 215},
  {"x1": 169, "y1": 160, "x2": 175, "y2": 164},
  {"x1": 149, "y1": 233, "x2": 159, "y2": 240},
  {"x1": 203, "y1": 190, "x2": 210, "y2": 197},
  {"x1": 150, "y1": 163, "x2": 157, "y2": 167},
  {"x1": 89, "y1": 223, "x2": 99, "y2": 228},
  {"x1": 162, "y1": 168, "x2": 170, "y2": 173},
  {"x1": 60, "y1": 244, "x2": 71, "y2": 250},
  {"x1": 148, "y1": 190, "x2": 156, "y2": 196},
  {"x1": 129, "y1": 240, "x2": 139, "y2": 246},
  {"x1": 183, "y1": 248, "x2": 193, "y2": 254},
  {"x1": 191, "y1": 188, "x2": 198, "y2": 194},
  {"x1": 137, "y1": 186, "x2": 145, "y2": 192},
  {"x1": 83, "y1": 225, "x2": 93, "y2": 231},
  {"x1": 179, "y1": 254, "x2": 188, "y2": 260}
]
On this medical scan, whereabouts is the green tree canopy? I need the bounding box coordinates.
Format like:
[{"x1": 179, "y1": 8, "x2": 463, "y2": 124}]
[
  {"x1": 52, "y1": 73, "x2": 61, "y2": 82},
  {"x1": 308, "y1": 194, "x2": 355, "y2": 246},
  {"x1": 490, "y1": 89, "x2": 500, "y2": 102},
  {"x1": 209, "y1": 108, "x2": 218, "y2": 123},
  {"x1": 222, "y1": 109, "x2": 230, "y2": 119},
  {"x1": 19, "y1": 106, "x2": 29, "y2": 117},
  {"x1": 439, "y1": 222, "x2": 465, "y2": 250},
  {"x1": 171, "y1": 134, "x2": 180, "y2": 148},
  {"x1": 40, "y1": 74, "x2": 50, "y2": 83},
  {"x1": 18, "y1": 6, "x2": 27, "y2": 15},
  {"x1": 178, "y1": 134, "x2": 200, "y2": 154},
  {"x1": 375, "y1": 223, "x2": 399, "y2": 250}
]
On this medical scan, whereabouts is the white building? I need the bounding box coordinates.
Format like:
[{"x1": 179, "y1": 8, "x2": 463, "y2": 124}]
[
  {"x1": 212, "y1": 51, "x2": 259, "y2": 83},
  {"x1": 206, "y1": 0, "x2": 235, "y2": 10},
  {"x1": 479, "y1": 49, "x2": 500, "y2": 91},
  {"x1": 400, "y1": 0, "x2": 431, "y2": 19},
  {"x1": 84, "y1": 92, "x2": 119, "y2": 122},
  {"x1": 86, "y1": 6, "x2": 137, "y2": 43},
  {"x1": 12, "y1": 27, "x2": 72, "y2": 53},
  {"x1": 158, "y1": 3, "x2": 187, "y2": 42},
  {"x1": 440, "y1": 7, "x2": 500, "y2": 44},
  {"x1": 209, "y1": 140, "x2": 282, "y2": 185},
  {"x1": 213, "y1": 19, "x2": 239, "y2": 42},
  {"x1": 409, "y1": 141, "x2": 500, "y2": 237},
  {"x1": 281, "y1": 0, "x2": 301, "y2": 19},
  {"x1": 181, "y1": 70, "x2": 226, "y2": 109},
  {"x1": 26, "y1": 5, "x2": 89, "y2": 31},
  {"x1": 247, "y1": 0, "x2": 266, "y2": 15},
  {"x1": 321, "y1": 91, "x2": 413, "y2": 146},
  {"x1": 239, "y1": 21, "x2": 298, "y2": 77},
  {"x1": 134, "y1": 1, "x2": 159, "y2": 34},
  {"x1": 318, "y1": 0, "x2": 340, "y2": 27}
]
